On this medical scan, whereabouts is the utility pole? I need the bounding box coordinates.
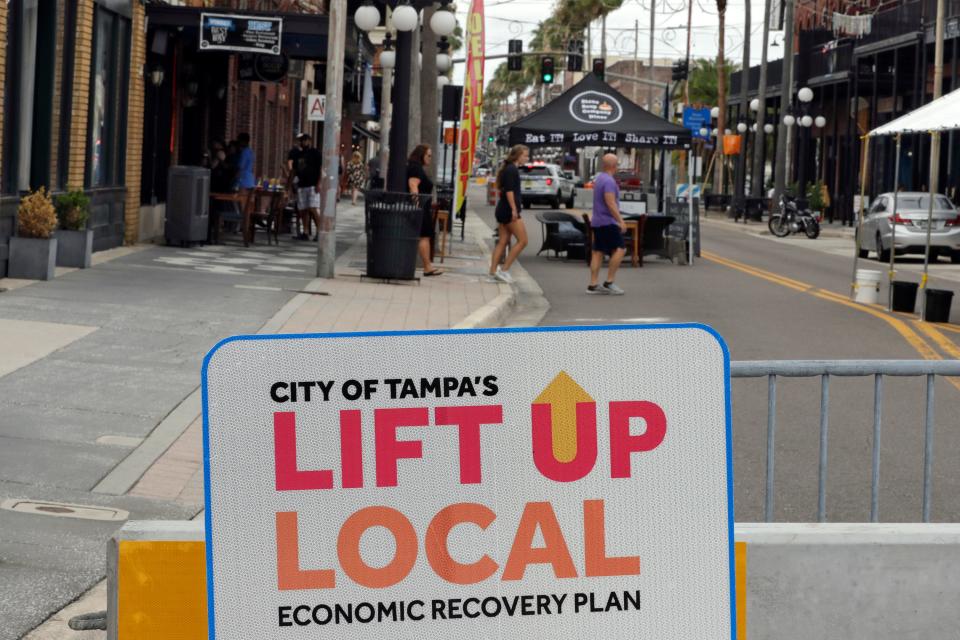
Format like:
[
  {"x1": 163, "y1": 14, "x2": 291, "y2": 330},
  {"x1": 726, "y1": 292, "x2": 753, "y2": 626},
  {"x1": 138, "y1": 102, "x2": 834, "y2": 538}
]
[
  {"x1": 601, "y1": 13, "x2": 607, "y2": 61},
  {"x1": 921, "y1": 0, "x2": 946, "y2": 319},
  {"x1": 684, "y1": 0, "x2": 692, "y2": 105},
  {"x1": 752, "y1": 0, "x2": 772, "y2": 196},
  {"x1": 774, "y1": 0, "x2": 795, "y2": 202},
  {"x1": 734, "y1": 0, "x2": 750, "y2": 215},
  {"x1": 649, "y1": 0, "x2": 656, "y2": 186},
  {"x1": 317, "y1": 0, "x2": 347, "y2": 277}
]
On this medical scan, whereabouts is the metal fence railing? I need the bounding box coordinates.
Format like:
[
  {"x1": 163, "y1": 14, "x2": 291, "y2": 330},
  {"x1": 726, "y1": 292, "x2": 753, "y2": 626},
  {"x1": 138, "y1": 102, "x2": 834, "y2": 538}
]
[{"x1": 731, "y1": 360, "x2": 960, "y2": 523}]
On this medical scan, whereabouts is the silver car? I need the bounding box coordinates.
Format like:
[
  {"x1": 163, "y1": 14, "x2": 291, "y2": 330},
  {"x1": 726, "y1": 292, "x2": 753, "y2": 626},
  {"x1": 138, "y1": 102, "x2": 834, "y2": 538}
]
[{"x1": 859, "y1": 192, "x2": 960, "y2": 263}]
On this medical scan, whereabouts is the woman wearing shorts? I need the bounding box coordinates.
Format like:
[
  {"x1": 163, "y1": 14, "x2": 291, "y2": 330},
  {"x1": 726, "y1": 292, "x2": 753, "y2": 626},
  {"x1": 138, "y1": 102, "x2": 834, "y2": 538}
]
[
  {"x1": 407, "y1": 144, "x2": 442, "y2": 276},
  {"x1": 489, "y1": 144, "x2": 530, "y2": 283}
]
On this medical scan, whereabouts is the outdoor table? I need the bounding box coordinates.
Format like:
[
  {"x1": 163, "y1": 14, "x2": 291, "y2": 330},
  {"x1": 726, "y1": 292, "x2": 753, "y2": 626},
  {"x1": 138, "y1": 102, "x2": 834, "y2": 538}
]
[
  {"x1": 623, "y1": 218, "x2": 643, "y2": 267},
  {"x1": 627, "y1": 214, "x2": 676, "y2": 262}
]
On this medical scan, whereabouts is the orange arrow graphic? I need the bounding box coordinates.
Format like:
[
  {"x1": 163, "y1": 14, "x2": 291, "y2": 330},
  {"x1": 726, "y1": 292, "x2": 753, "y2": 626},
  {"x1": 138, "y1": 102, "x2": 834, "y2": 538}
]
[{"x1": 533, "y1": 372, "x2": 595, "y2": 463}]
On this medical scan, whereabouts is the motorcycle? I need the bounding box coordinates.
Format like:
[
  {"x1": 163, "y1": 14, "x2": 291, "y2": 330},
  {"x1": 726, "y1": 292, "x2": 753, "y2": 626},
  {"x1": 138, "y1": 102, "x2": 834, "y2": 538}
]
[{"x1": 768, "y1": 195, "x2": 821, "y2": 239}]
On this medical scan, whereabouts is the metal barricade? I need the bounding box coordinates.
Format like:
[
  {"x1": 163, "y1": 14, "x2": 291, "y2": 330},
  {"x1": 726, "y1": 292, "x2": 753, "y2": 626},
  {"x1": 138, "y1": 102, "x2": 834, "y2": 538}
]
[{"x1": 731, "y1": 360, "x2": 960, "y2": 523}]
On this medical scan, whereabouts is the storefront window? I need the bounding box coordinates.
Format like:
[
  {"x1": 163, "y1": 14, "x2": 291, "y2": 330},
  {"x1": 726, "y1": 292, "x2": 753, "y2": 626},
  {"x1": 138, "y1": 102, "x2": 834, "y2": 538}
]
[
  {"x1": 88, "y1": 6, "x2": 130, "y2": 188},
  {"x1": 1, "y1": 0, "x2": 72, "y2": 193}
]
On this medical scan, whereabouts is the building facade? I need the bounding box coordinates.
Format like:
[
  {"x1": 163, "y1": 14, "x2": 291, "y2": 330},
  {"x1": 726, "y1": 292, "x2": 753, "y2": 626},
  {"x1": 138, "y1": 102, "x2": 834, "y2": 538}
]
[
  {"x1": 0, "y1": 0, "x2": 371, "y2": 276},
  {"x1": 731, "y1": 0, "x2": 960, "y2": 223}
]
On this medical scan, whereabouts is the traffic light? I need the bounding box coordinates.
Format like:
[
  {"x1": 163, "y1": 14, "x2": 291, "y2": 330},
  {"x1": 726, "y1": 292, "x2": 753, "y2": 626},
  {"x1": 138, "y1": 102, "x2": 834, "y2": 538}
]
[
  {"x1": 487, "y1": 134, "x2": 495, "y2": 143},
  {"x1": 567, "y1": 40, "x2": 584, "y2": 72},
  {"x1": 592, "y1": 57, "x2": 605, "y2": 80},
  {"x1": 508, "y1": 40, "x2": 523, "y2": 71},
  {"x1": 540, "y1": 56, "x2": 555, "y2": 84},
  {"x1": 671, "y1": 59, "x2": 689, "y2": 82}
]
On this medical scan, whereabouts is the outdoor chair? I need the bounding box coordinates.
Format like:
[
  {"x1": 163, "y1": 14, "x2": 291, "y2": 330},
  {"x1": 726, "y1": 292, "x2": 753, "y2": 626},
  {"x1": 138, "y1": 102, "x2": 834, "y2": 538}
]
[{"x1": 535, "y1": 211, "x2": 587, "y2": 260}]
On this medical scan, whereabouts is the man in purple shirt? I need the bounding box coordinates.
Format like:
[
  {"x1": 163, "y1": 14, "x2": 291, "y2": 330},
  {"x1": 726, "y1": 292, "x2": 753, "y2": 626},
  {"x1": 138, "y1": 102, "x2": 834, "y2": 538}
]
[{"x1": 587, "y1": 153, "x2": 627, "y2": 295}]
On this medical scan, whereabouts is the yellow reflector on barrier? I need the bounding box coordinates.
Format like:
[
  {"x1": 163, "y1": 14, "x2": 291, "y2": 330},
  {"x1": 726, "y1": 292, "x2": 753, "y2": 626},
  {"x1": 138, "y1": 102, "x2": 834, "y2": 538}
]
[{"x1": 118, "y1": 540, "x2": 207, "y2": 639}]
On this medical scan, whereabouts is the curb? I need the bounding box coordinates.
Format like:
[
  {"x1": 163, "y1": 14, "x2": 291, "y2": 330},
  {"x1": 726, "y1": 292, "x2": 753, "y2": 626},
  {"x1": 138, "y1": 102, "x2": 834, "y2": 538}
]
[{"x1": 452, "y1": 213, "x2": 516, "y2": 329}]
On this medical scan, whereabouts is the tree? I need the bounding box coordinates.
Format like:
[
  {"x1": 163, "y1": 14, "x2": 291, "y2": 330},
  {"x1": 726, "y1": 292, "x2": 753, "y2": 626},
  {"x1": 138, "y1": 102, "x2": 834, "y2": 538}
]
[{"x1": 673, "y1": 58, "x2": 738, "y2": 107}]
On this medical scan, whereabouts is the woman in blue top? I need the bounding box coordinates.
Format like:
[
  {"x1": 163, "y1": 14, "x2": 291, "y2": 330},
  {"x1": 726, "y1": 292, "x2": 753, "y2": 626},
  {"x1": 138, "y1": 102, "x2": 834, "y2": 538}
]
[{"x1": 235, "y1": 132, "x2": 256, "y2": 190}]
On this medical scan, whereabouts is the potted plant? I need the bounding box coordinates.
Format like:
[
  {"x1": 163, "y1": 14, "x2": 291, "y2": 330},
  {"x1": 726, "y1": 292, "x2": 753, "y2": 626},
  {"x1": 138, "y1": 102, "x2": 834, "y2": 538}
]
[
  {"x1": 9, "y1": 188, "x2": 58, "y2": 280},
  {"x1": 806, "y1": 180, "x2": 827, "y2": 221},
  {"x1": 54, "y1": 190, "x2": 93, "y2": 268}
]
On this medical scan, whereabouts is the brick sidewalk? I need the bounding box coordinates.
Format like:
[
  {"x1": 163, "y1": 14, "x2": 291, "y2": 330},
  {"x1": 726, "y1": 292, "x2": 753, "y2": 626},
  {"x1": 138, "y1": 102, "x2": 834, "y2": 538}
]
[{"x1": 127, "y1": 210, "x2": 511, "y2": 505}]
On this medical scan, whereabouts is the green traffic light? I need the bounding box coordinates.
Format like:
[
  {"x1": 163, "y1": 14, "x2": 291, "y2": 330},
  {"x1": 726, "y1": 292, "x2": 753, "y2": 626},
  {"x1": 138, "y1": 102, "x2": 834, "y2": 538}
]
[{"x1": 543, "y1": 73, "x2": 553, "y2": 82}]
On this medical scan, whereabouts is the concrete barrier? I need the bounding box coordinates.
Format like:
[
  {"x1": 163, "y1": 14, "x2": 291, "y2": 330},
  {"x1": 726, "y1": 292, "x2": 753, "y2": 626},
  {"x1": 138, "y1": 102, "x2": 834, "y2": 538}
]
[{"x1": 108, "y1": 522, "x2": 960, "y2": 639}]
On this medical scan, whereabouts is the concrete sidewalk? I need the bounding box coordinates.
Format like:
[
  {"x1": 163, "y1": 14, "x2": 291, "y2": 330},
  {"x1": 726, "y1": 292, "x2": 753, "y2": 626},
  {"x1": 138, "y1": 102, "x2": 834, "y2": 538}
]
[
  {"x1": 125, "y1": 210, "x2": 510, "y2": 508},
  {"x1": 6, "y1": 201, "x2": 514, "y2": 640}
]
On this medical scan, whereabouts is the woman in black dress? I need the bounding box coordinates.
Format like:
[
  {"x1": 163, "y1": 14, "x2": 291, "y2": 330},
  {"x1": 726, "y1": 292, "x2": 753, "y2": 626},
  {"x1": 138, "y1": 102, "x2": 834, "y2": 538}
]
[
  {"x1": 406, "y1": 144, "x2": 442, "y2": 276},
  {"x1": 489, "y1": 144, "x2": 530, "y2": 283}
]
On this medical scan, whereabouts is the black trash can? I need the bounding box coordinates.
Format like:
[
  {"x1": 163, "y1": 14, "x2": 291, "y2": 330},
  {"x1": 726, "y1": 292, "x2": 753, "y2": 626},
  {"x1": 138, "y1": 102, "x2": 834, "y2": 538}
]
[
  {"x1": 924, "y1": 288, "x2": 954, "y2": 323},
  {"x1": 364, "y1": 190, "x2": 426, "y2": 280},
  {"x1": 891, "y1": 281, "x2": 919, "y2": 313}
]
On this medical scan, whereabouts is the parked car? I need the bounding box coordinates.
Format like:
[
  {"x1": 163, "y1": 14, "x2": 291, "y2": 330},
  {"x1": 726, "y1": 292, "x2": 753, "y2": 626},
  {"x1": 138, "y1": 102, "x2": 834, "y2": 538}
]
[
  {"x1": 858, "y1": 192, "x2": 960, "y2": 262},
  {"x1": 615, "y1": 171, "x2": 643, "y2": 191},
  {"x1": 520, "y1": 163, "x2": 576, "y2": 209}
]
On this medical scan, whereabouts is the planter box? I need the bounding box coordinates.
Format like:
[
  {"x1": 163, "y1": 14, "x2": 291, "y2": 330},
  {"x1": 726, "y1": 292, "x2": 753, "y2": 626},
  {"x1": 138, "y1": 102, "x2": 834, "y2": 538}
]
[
  {"x1": 8, "y1": 236, "x2": 57, "y2": 280},
  {"x1": 56, "y1": 229, "x2": 94, "y2": 268}
]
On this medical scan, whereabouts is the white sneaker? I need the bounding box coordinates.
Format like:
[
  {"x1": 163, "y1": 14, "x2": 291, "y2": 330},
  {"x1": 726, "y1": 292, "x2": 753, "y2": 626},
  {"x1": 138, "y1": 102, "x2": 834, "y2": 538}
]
[
  {"x1": 485, "y1": 274, "x2": 499, "y2": 283},
  {"x1": 603, "y1": 282, "x2": 625, "y2": 295},
  {"x1": 586, "y1": 285, "x2": 609, "y2": 295},
  {"x1": 495, "y1": 267, "x2": 514, "y2": 284}
]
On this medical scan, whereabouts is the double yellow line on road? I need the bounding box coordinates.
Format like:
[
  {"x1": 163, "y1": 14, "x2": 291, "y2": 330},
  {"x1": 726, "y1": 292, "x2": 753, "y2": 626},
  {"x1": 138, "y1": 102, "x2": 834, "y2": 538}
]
[{"x1": 702, "y1": 251, "x2": 960, "y2": 384}]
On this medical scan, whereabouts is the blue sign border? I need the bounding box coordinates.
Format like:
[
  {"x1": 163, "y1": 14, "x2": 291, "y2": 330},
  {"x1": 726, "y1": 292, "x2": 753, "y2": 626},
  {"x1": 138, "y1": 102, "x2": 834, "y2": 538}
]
[{"x1": 200, "y1": 323, "x2": 736, "y2": 639}]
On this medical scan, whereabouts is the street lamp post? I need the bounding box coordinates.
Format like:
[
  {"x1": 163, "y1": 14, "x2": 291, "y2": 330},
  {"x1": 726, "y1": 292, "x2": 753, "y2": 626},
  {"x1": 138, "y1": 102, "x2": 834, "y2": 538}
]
[
  {"x1": 795, "y1": 86, "x2": 815, "y2": 207},
  {"x1": 386, "y1": 3, "x2": 419, "y2": 192}
]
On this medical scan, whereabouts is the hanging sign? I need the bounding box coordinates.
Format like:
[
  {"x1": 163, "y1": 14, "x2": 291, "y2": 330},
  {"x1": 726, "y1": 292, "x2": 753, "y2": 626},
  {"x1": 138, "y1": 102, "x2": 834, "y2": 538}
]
[
  {"x1": 453, "y1": 0, "x2": 485, "y2": 216},
  {"x1": 306, "y1": 94, "x2": 326, "y2": 122},
  {"x1": 237, "y1": 53, "x2": 289, "y2": 83},
  {"x1": 201, "y1": 325, "x2": 736, "y2": 639},
  {"x1": 200, "y1": 13, "x2": 282, "y2": 55}
]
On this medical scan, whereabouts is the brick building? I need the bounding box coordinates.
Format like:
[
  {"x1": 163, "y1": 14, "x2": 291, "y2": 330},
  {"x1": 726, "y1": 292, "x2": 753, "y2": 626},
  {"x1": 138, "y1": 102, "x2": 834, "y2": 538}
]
[{"x1": 0, "y1": 0, "x2": 370, "y2": 276}]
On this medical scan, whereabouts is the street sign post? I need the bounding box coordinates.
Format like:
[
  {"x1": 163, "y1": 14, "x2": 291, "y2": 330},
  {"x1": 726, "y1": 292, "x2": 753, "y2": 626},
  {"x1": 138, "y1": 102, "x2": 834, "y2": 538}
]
[
  {"x1": 201, "y1": 325, "x2": 735, "y2": 639},
  {"x1": 682, "y1": 107, "x2": 712, "y2": 140}
]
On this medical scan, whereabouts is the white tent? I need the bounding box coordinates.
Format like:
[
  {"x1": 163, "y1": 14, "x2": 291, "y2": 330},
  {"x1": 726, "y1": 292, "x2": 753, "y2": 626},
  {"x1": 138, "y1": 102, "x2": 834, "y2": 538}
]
[
  {"x1": 868, "y1": 86, "x2": 960, "y2": 137},
  {"x1": 851, "y1": 87, "x2": 960, "y2": 318}
]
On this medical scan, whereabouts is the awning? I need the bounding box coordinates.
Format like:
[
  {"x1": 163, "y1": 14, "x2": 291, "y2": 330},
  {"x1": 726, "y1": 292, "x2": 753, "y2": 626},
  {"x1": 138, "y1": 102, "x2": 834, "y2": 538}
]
[
  {"x1": 503, "y1": 73, "x2": 691, "y2": 149},
  {"x1": 353, "y1": 122, "x2": 380, "y2": 142},
  {"x1": 868, "y1": 86, "x2": 960, "y2": 136}
]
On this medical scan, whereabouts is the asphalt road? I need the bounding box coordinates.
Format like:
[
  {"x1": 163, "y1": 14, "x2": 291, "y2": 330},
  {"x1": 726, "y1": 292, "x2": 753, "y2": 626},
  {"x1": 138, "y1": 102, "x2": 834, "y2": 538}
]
[{"x1": 469, "y1": 182, "x2": 960, "y2": 524}]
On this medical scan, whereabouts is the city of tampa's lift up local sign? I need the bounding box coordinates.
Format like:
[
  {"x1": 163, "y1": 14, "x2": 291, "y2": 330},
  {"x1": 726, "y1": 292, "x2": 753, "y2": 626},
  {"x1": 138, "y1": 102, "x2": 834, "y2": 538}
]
[
  {"x1": 200, "y1": 13, "x2": 282, "y2": 55},
  {"x1": 201, "y1": 325, "x2": 736, "y2": 640}
]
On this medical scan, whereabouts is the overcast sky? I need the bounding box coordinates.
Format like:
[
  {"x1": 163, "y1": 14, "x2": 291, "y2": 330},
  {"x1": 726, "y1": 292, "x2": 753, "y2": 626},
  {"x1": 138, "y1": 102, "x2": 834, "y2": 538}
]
[{"x1": 452, "y1": 0, "x2": 782, "y2": 87}]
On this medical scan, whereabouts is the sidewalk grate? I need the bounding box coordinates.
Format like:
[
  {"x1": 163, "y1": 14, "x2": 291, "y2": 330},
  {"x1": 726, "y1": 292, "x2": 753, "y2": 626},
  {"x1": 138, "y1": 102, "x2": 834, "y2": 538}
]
[{"x1": 1, "y1": 498, "x2": 129, "y2": 521}]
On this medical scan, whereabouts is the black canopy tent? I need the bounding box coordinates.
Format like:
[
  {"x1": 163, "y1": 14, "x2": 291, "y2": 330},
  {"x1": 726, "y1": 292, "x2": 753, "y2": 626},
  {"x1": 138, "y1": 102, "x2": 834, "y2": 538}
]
[
  {"x1": 501, "y1": 74, "x2": 691, "y2": 149},
  {"x1": 499, "y1": 74, "x2": 698, "y2": 265}
]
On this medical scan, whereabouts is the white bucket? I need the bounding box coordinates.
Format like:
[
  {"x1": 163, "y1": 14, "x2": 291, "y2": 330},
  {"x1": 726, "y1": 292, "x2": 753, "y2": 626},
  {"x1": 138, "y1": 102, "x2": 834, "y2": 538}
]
[{"x1": 855, "y1": 269, "x2": 883, "y2": 304}]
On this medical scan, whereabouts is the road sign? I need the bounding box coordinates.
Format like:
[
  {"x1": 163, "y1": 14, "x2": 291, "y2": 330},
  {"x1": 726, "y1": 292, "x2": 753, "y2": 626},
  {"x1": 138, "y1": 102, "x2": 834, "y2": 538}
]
[
  {"x1": 202, "y1": 326, "x2": 734, "y2": 639},
  {"x1": 682, "y1": 107, "x2": 712, "y2": 140},
  {"x1": 306, "y1": 94, "x2": 325, "y2": 121}
]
